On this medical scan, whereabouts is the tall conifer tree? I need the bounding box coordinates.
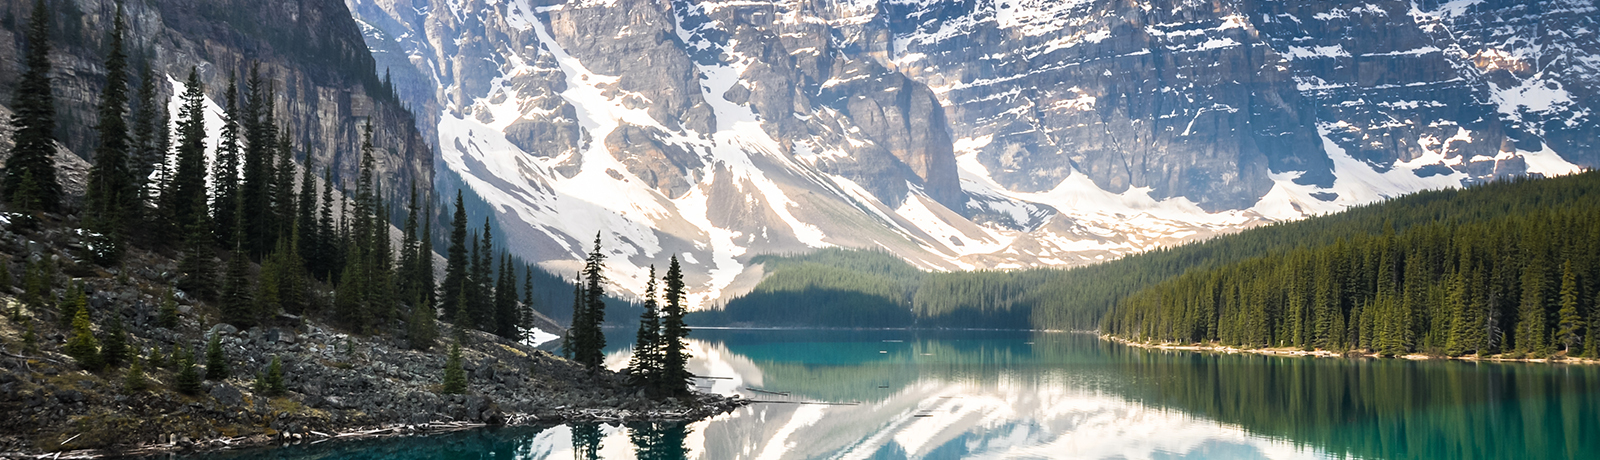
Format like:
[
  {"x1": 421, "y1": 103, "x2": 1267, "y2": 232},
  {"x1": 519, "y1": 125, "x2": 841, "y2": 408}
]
[
  {"x1": 442, "y1": 192, "x2": 470, "y2": 320},
  {"x1": 659, "y1": 256, "x2": 691, "y2": 395},
  {"x1": 83, "y1": 7, "x2": 135, "y2": 263},
  {"x1": 629, "y1": 265, "x2": 661, "y2": 390},
  {"x1": 574, "y1": 234, "x2": 609, "y2": 370},
  {"x1": 213, "y1": 76, "x2": 242, "y2": 247},
  {"x1": 1555, "y1": 261, "x2": 1584, "y2": 352},
  {"x1": 3, "y1": 0, "x2": 62, "y2": 212}
]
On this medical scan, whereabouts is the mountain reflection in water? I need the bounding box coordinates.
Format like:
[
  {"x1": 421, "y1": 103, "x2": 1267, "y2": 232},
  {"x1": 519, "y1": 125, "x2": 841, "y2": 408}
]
[{"x1": 183, "y1": 329, "x2": 1600, "y2": 459}]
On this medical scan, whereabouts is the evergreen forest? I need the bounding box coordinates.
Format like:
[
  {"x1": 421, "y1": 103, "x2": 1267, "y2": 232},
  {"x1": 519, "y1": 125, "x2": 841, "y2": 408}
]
[{"x1": 703, "y1": 170, "x2": 1600, "y2": 355}]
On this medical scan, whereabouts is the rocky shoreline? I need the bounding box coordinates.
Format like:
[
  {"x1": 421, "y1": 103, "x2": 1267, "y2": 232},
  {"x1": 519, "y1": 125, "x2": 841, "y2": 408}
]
[
  {"x1": 0, "y1": 216, "x2": 745, "y2": 458},
  {"x1": 1103, "y1": 335, "x2": 1600, "y2": 365}
]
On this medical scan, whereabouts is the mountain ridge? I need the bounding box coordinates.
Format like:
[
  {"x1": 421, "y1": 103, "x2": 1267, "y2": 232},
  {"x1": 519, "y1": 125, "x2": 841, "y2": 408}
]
[{"x1": 348, "y1": 0, "x2": 1594, "y2": 305}]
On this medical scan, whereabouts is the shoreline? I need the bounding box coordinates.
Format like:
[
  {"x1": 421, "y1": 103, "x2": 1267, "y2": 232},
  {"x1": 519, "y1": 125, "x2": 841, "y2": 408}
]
[
  {"x1": 1, "y1": 395, "x2": 747, "y2": 459},
  {"x1": 1102, "y1": 335, "x2": 1600, "y2": 365}
]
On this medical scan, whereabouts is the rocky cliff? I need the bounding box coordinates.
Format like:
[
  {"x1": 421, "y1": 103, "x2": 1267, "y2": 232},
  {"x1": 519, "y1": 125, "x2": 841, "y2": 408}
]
[
  {"x1": 349, "y1": 0, "x2": 1595, "y2": 305},
  {"x1": 0, "y1": 0, "x2": 432, "y2": 199}
]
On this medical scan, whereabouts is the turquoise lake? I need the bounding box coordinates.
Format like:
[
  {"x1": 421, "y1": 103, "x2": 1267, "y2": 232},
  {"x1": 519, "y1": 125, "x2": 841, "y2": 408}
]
[{"x1": 173, "y1": 329, "x2": 1600, "y2": 459}]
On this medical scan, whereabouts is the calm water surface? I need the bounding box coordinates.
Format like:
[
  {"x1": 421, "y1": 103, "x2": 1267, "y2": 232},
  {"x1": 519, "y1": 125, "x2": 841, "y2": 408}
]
[{"x1": 176, "y1": 329, "x2": 1600, "y2": 459}]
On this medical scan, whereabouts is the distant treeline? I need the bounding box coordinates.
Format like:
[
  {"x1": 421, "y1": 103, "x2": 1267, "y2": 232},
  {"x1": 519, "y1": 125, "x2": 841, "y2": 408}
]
[
  {"x1": 697, "y1": 171, "x2": 1600, "y2": 335},
  {"x1": 1104, "y1": 183, "x2": 1600, "y2": 357}
]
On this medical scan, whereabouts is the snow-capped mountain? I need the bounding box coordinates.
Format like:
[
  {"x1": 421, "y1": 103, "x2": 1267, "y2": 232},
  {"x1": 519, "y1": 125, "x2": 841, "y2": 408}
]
[{"x1": 347, "y1": 0, "x2": 1594, "y2": 306}]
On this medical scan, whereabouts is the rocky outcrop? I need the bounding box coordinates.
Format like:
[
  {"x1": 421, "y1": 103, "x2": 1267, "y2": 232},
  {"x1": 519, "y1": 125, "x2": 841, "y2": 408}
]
[
  {"x1": 0, "y1": 0, "x2": 432, "y2": 200},
  {"x1": 345, "y1": 0, "x2": 1596, "y2": 303},
  {"x1": 0, "y1": 212, "x2": 742, "y2": 455}
]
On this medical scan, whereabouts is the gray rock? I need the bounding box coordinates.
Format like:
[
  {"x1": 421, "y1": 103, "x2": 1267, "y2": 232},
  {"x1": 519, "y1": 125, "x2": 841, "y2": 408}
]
[{"x1": 209, "y1": 384, "x2": 246, "y2": 408}]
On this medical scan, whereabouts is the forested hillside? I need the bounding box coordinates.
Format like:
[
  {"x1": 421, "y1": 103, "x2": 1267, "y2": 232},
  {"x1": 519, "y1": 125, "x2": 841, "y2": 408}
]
[
  {"x1": 1103, "y1": 175, "x2": 1600, "y2": 358},
  {"x1": 702, "y1": 171, "x2": 1600, "y2": 334}
]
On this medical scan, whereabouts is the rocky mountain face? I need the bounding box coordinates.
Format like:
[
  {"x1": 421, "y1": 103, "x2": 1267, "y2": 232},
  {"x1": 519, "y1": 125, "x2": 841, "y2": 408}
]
[
  {"x1": 348, "y1": 0, "x2": 1594, "y2": 305},
  {"x1": 0, "y1": 0, "x2": 432, "y2": 199}
]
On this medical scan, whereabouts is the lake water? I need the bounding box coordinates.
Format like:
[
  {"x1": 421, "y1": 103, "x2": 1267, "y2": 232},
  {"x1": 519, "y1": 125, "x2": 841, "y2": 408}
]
[{"x1": 178, "y1": 329, "x2": 1600, "y2": 459}]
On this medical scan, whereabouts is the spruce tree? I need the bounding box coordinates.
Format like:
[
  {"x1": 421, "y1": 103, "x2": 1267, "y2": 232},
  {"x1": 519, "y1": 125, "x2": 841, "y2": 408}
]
[
  {"x1": 2, "y1": 0, "x2": 62, "y2": 213},
  {"x1": 574, "y1": 234, "x2": 608, "y2": 370},
  {"x1": 175, "y1": 348, "x2": 201, "y2": 394},
  {"x1": 296, "y1": 155, "x2": 318, "y2": 275},
  {"x1": 409, "y1": 291, "x2": 438, "y2": 351},
  {"x1": 176, "y1": 218, "x2": 216, "y2": 299},
  {"x1": 562, "y1": 280, "x2": 583, "y2": 360},
  {"x1": 1555, "y1": 261, "x2": 1583, "y2": 353},
  {"x1": 240, "y1": 68, "x2": 277, "y2": 256},
  {"x1": 130, "y1": 57, "x2": 164, "y2": 206},
  {"x1": 494, "y1": 253, "x2": 518, "y2": 339},
  {"x1": 163, "y1": 69, "x2": 209, "y2": 231},
  {"x1": 125, "y1": 356, "x2": 147, "y2": 392},
  {"x1": 316, "y1": 168, "x2": 337, "y2": 280},
  {"x1": 628, "y1": 265, "x2": 661, "y2": 390},
  {"x1": 442, "y1": 341, "x2": 466, "y2": 394},
  {"x1": 273, "y1": 130, "x2": 297, "y2": 246},
  {"x1": 520, "y1": 264, "x2": 536, "y2": 339},
  {"x1": 660, "y1": 256, "x2": 691, "y2": 395},
  {"x1": 419, "y1": 209, "x2": 436, "y2": 308},
  {"x1": 83, "y1": 8, "x2": 135, "y2": 264},
  {"x1": 213, "y1": 76, "x2": 242, "y2": 247},
  {"x1": 158, "y1": 288, "x2": 179, "y2": 328},
  {"x1": 205, "y1": 333, "x2": 229, "y2": 380},
  {"x1": 1517, "y1": 261, "x2": 1550, "y2": 355},
  {"x1": 101, "y1": 315, "x2": 128, "y2": 368},
  {"x1": 60, "y1": 282, "x2": 84, "y2": 327},
  {"x1": 335, "y1": 260, "x2": 368, "y2": 332},
  {"x1": 258, "y1": 356, "x2": 285, "y2": 396},
  {"x1": 441, "y1": 192, "x2": 470, "y2": 319},
  {"x1": 465, "y1": 233, "x2": 482, "y2": 328},
  {"x1": 399, "y1": 182, "x2": 421, "y2": 304},
  {"x1": 65, "y1": 308, "x2": 102, "y2": 370},
  {"x1": 220, "y1": 228, "x2": 256, "y2": 328}
]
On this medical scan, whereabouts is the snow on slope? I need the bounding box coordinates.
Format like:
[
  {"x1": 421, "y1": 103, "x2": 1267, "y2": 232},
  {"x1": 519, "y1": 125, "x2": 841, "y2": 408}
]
[{"x1": 392, "y1": 0, "x2": 1588, "y2": 309}]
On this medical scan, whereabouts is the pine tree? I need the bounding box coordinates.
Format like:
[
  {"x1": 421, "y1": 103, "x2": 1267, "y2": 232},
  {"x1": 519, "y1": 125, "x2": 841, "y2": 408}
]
[
  {"x1": 220, "y1": 226, "x2": 256, "y2": 328},
  {"x1": 205, "y1": 333, "x2": 229, "y2": 380},
  {"x1": 573, "y1": 234, "x2": 609, "y2": 370},
  {"x1": 163, "y1": 69, "x2": 208, "y2": 226},
  {"x1": 562, "y1": 280, "x2": 583, "y2": 360},
  {"x1": 83, "y1": 7, "x2": 135, "y2": 264},
  {"x1": 2, "y1": 0, "x2": 62, "y2": 213},
  {"x1": 158, "y1": 289, "x2": 179, "y2": 328},
  {"x1": 65, "y1": 308, "x2": 102, "y2": 370},
  {"x1": 419, "y1": 208, "x2": 436, "y2": 308},
  {"x1": 125, "y1": 357, "x2": 147, "y2": 392},
  {"x1": 175, "y1": 348, "x2": 201, "y2": 394},
  {"x1": 659, "y1": 256, "x2": 691, "y2": 395},
  {"x1": 213, "y1": 76, "x2": 242, "y2": 247},
  {"x1": 1555, "y1": 260, "x2": 1583, "y2": 353},
  {"x1": 520, "y1": 264, "x2": 536, "y2": 340},
  {"x1": 21, "y1": 319, "x2": 38, "y2": 354},
  {"x1": 176, "y1": 218, "x2": 216, "y2": 299},
  {"x1": 335, "y1": 261, "x2": 368, "y2": 332},
  {"x1": 316, "y1": 168, "x2": 337, "y2": 280},
  {"x1": 442, "y1": 342, "x2": 466, "y2": 394},
  {"x1": 60, "y1": 282, "x2": 84, "y2": 327},
  {"x1": 399, "y1": 182, "x2": 421, "y2": 304},
  {"x1": 494, "y1": 253, "x2": 519, "y2": 339},
  {"x1": 628, "y1": 265, "x2": 661, "y2": 390},
  {"x1": 296, "y1": 155, "x2": 318, "y2": 275},
  {"x1": 101, "y1": 315, "x2": 128, "y2": 368},
  {"x1": 240, "y1": 68, "x2": 278, "y2": 256},
  {"x1": 130, "y1": 57, "x2": 164, "y2": 207},
  {"x1": 1517, "y1": 261, "x2": 1550, "y2": 355},
  {"x1": 442, "y1": 192, "x2": 470, "y2": 319},
  {"x1": 409, "y1": 291, "x2": 438, "y2": 351},
  {"x1": 273, "y1": 130, "x2": 297, "y2": 244},
  {"x1": 258, "y1": 356, "x2": 285, "y2": 396}
]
